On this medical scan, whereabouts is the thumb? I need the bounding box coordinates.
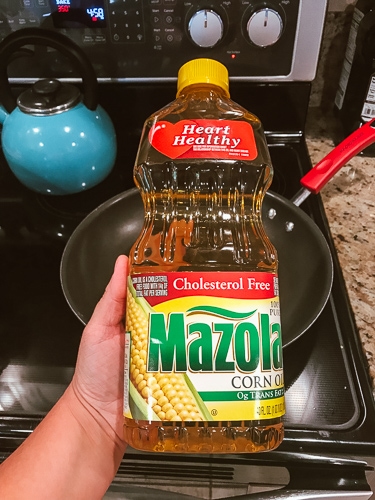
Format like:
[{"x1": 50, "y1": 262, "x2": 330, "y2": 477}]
[{"x1": 87, "y1": 254, "x2": 128, "y2": 331}]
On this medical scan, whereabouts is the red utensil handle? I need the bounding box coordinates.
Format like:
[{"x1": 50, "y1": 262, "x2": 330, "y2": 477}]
[{"x1": 300, "y1": 118, "x2": 375, "y2": 194}]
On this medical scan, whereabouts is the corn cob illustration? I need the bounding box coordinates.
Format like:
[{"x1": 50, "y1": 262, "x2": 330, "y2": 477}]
[{"x1": 126, "y1": 278, "x2": 212, "y2": 422}]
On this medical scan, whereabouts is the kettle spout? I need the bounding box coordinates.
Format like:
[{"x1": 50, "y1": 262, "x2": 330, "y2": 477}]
[{"x1": 0, "y1": 105, "x2": 9, "y2": 125}]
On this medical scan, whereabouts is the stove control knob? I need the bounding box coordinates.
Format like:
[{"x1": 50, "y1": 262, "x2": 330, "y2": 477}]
[
  {"x1": 188, "y1": 9, "x2": 224, "y2": 48},
  {"x1": 247, "y1": 8, "x2": 283, "y2": 47}
]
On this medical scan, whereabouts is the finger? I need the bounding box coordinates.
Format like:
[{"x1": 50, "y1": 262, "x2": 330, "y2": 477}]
[{"x1": 88, "y1": 255, "x2": 128, "y2": 330}]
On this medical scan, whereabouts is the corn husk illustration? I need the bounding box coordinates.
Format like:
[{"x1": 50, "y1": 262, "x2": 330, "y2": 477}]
[{"x1": 126, "y1": 278, "x2": 212, "y2": 422}]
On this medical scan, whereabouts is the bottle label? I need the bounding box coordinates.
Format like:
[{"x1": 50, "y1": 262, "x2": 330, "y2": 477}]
[
  {"x1": 124, "y1": 271, "x2": 285, "y2": 423},
  {"x1": 361, "y1": 74, "x2": 375, "y2": 121},
  {"x1": 335, "y1": 7, "x2": 364, "y2": 110},
  {"x1": 148, "y1": 119, "x2": 258, "y2": 160}
]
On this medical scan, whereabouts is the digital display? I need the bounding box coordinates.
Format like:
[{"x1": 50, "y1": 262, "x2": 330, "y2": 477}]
[{"x1": 49, "y1": 0, "x2": 106, "y2": 28}]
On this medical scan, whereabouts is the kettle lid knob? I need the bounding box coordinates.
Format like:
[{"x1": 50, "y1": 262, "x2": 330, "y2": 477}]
[{"x1": 17, "y1": 78, "x2": 81, "y2": 116}]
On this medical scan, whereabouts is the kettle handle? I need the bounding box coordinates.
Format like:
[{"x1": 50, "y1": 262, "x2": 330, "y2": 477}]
[{"x1": 0, "y1": 28, "x2": 98, "y2": 113}]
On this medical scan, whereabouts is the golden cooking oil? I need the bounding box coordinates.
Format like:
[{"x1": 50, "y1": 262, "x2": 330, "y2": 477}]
[{"x1": 124, "y1": 58, "x2": 285, "y2": 453}]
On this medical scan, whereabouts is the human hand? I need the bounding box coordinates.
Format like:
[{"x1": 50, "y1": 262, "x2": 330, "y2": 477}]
[
  {"x1": 69, "y1": 254, "x2": 128, "y2": 446},
  {"x1": 0, "y1": 255, "x2": 129, "y2": 500}
]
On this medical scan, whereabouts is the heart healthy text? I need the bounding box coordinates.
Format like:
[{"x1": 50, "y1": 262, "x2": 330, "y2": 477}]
[{"x1": 172, "y1": 123, "x2": 241, "y2": 148}]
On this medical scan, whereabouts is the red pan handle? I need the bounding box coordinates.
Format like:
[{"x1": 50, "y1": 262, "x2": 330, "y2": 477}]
[{"x1": 300, "y1": 118, "x2": 375, "y2": 194}]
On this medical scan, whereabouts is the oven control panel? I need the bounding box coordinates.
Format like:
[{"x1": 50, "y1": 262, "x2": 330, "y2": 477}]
[{"x1": 0, "y1": 0, "x2": 327, "y2": 81}]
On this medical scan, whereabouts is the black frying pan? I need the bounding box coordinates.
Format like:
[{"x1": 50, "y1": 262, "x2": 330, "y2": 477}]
[{"x1": 60, "y1": 118, "x2": 375, "y2": 347}]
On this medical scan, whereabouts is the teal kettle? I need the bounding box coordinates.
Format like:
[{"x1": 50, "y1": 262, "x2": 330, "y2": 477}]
[{"x1": 0, "y1": 28, "x2": 117, "y2": 195}]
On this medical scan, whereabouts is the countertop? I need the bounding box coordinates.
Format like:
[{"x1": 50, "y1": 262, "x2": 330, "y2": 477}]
[{"x1": 305, "y1": 108, "x2": 375, "y2": 399}]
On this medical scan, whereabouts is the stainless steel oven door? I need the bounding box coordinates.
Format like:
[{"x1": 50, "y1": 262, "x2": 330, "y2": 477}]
[{"x1": 104, "y1": 451, "x2": 374, "y2": 499}]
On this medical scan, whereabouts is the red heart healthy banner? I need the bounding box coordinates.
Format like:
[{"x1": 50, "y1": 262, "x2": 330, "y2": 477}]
[{"x1": 149, "y1": 119, "x2": 258, "y2": 160}]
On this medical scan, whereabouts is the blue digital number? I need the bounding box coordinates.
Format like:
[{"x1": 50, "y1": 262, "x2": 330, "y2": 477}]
[{"x1": 86, "y1": 8, "x2": 105, "y2": 21}]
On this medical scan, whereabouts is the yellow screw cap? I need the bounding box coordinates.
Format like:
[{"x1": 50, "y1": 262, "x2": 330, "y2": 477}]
[{"x1": 177, "y1": 58, "x2": 229, "y2": 96}]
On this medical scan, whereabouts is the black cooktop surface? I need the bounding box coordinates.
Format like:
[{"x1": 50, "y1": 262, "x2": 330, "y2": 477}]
[{"x1": 1, "y1": 139, "x2": 374, "y2": 457}]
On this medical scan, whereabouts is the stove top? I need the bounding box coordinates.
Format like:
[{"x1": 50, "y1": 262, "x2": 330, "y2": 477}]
[{"x1": 1, "y1": 127, "x2": 374, "y2": 460}]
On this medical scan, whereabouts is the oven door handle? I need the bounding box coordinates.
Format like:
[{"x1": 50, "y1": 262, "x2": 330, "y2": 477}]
[
  {"x1": 219, "y1": 453, "x2": 374, "y2": 500},
  {"x1": 114, "y1": 451, "x2": 373, "y2": 499},
  {"x1": 225, "y1": 490, "x2": 373, "y2": 499}
]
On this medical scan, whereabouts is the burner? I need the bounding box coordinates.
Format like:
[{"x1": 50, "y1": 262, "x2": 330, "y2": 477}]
[
  {"x1": 268, "y1": 144, "x2": 303, "y2": 199},
  {"x1": 270, "y1": 166, "x2": 288, "y2": 197},
  {"x1": 9, "y1": 138, "x2": 139, "y2": 242}
]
